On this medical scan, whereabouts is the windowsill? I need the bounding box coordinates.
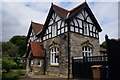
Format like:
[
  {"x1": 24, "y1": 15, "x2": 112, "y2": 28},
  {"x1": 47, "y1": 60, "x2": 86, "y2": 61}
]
[{"x1": 49, "y1": 65, "x2": 59, "y2": 67}]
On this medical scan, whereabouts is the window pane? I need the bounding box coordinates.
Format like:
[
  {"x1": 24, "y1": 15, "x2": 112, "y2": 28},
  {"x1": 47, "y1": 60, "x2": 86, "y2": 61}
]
[
  {"x1": 57, "y1": 21, "x2": 61, "y2": 29},
  {"x1": 65, "y1": 27, "x2": 67, "y2": 32},
  {"x1": 61, "y1": 28, "x2": 64, "y2": 33},
  {"x1": 58, "y1": 30, "x2": 60, "y2": 35},
  {"x1": 48, "y1": 26, "x2": 51, "y2": 33},
  {"x1": 80, "y1": 29, "x2": 83, "y2": 34},
  {"x1": 73, "y1": 19, "x2": 78, "y2": 26},
  {"x1": 71, "y1": 26, "x2": 74, "y2": 32},
  {"x1": 75, "y1": 28, "x2": 79, "y2": 33},
  {"x1": 52, "y1": 23, "x2": 57, "y2": 37}
]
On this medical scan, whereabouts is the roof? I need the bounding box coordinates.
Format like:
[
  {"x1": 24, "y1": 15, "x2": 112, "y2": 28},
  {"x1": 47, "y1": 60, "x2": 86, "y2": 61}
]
[
  {"x1": 30, "y1": 42, "x2": 45, "y2": 57},
  {"x1": 52, "y1": 2, "x2": 86, "y2": 19},
  {"x1": 52, "y1": 4, "x2": 69, "y2": 19},
  {"x1": 26, "y1": 21, "x2": 43, "y2": 43},
  {"x1": 39, "y1": 2, "x2": 102, "y2": 36},
  {"x1": 31, "y1": 21, "x2": 43, "y2": 35}
]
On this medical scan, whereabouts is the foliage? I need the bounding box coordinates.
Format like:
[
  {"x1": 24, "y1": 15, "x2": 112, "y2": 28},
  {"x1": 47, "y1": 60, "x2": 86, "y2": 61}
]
[
  {"x1": 9, "y1": 35, "x2": 27, "y2": 57},
  {"x1": 2, "y1": 42, "x2": 19, "y2": 57},
  {"x1": 100, "y1": 38, "x2": 116, "y2": 48},
  {"x1": 16, "y1": 69, "x2": 22, "y2": 75},
  {"x1": 18, "y1": 63, "x2": 26, "y2": 69},
  {"x1": 2, "y1": 73, "x2": 19, "y2": 80},
  {"x1": 11, "y1": 69, "x2": 26, "y2": 74},
  {"x1": 2, "y1": 59, "x2": 17, "y2": 73},
  {"x1": 100, "y1": 41, "x2": 106, "y2": 48}
]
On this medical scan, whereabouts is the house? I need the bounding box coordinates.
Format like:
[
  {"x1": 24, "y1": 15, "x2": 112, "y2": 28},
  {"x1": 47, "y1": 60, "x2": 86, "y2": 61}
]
[{"x1": 24, "y1": 2, "x2": 102, "y2": 78}]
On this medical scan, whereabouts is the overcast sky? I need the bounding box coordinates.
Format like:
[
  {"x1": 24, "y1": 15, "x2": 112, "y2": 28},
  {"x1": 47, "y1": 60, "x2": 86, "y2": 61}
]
[{"x1": 1, "y1": 0, "x2": 119, "y2": 43}]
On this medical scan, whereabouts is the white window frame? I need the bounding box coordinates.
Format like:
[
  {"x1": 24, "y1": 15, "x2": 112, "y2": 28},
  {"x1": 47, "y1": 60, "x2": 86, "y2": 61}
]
[
  {"x1": 82, "y1": 46, "x2": 92, "y2": 57},
  {"x1": 50, "y1": 47, "x2": 59, "y2": 65}
]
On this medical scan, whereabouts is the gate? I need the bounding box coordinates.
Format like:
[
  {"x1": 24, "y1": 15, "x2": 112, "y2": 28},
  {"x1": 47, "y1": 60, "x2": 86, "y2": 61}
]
[
  {"x1": 72, "y1": 58, "x2": 85, "y2": 79},
  {"x1": 72, "y1": 56, "x2": 108, "y2": 79},
  {"x1": 106, "y1": 35, "x2": 120, "y2": 79}
]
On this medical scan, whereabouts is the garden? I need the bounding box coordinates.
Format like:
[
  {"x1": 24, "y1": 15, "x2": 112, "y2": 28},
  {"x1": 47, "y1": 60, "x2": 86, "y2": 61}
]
[{"x1": 1, "y1": 58, "x2": 29, "y2": 80}]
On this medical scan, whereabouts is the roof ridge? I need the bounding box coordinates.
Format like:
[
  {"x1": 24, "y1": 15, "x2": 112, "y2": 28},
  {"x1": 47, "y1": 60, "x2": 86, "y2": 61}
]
[
  {"x1": 70, "y1": 2, "x2": 86, "y2": 12},
  {"x1": 31, "y1": 21, "x2": 44, "y2": 26},
  {"x1": 52, "y1": 4, "x2": 69, "y2": 12}
]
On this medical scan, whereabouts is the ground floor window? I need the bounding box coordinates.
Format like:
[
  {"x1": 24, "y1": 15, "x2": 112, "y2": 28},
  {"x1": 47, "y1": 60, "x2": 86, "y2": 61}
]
[
  {"x1": 38, "y1": 60, "x2": 42, "y2": 67},
  {"x1": 50, "y1": 47, "x2": 59, "y2": 65},
  {"x1": 82, "y1": 46, "x2": 92, "y2": 57},
  {"x1": 31, "y1": 60, "x2": 34, "y2": 66}
]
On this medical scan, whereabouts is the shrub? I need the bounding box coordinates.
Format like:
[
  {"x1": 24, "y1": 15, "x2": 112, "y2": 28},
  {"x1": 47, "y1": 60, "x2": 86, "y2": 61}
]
[
  {"x1": 17, "y1": 69, "x2": 22, "y2": 75},
  {"x1": 18, "y1": 63, "x2": 26, "y2": 69},
  {"x1": 2, "y1": 73, "x2": 19, "y2": 80},
  {"x1": 2, "y1": 59, "x2": 17, "y2": 73}
]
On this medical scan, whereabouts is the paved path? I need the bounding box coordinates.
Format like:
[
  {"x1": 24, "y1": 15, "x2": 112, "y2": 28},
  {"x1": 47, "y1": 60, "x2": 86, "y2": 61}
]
[
  {"x1": 19, "y1": 78, "x2": 93, "y2": 80},
  {"x1": 19, "y1": 74, "x2": 93, "y2": 80}
]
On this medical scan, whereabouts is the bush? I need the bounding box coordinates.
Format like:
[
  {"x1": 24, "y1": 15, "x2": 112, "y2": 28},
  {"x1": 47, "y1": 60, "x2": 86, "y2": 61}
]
[
  {"x1": 2, "y1": 59, "x2": 17, "y2": 73},
  {"x1": 18, "y1": 63, "x2": 26, "y2": 69},
  {"x1": 2, "y1": 73, "x2": 19, "y2": 80},
  {"x1": 17, "y1": 69, "x2": 22, "y2": 75}
]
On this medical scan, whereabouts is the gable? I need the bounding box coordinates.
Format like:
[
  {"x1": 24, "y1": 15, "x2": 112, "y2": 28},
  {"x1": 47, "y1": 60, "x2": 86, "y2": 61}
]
[
  {"x1": 41, "y1": 9, "x2": 68, "y2": 41},
  {"x1": 38, "y1": 2, "x2": 102, "y2": 39}
]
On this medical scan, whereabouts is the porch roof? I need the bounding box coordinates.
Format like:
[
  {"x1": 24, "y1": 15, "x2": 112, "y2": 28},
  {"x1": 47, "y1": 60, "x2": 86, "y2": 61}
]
[{"x1": 30, "y1": 42, "x2": 45, "y2": 57}]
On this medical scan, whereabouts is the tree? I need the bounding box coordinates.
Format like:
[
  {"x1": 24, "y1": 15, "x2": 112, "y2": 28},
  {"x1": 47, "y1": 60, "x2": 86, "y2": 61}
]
[
  {"x1": 9, "y1": 35, "x2": 27, "y2": 57},
  {"x1": 2, "y1": 42, "x2": 19, "y2": 57},
  {"x1": 100, "y1": 38, "x2": 116, "y2": 48}
]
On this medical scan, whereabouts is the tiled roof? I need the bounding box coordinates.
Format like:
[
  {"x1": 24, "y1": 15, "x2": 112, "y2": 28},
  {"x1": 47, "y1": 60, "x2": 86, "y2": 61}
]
[
  {"x1": 30, "y1": 42, "x2": 45, "y2": 57},
  {"x1": 31, "y1": 21, "x2": 43, "y2": 35},
  {"x1": 68, "y1": 2, "x2": 86, "y2": 18},
  {"x1": 52, "y1": 5, "x2": 69, "y2": 19},
  {"x1": 52, "y1": 2, "x2": 86, "y2": 19}
]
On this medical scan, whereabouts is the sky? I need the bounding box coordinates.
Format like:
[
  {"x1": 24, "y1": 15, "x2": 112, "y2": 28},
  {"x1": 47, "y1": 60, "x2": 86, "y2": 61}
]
[{"x1": 1, "y1": 0, "x2": 119, "y2": 43}]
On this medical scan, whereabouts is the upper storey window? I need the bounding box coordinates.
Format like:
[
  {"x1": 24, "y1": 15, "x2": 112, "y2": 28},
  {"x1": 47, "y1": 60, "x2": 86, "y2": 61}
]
[
  {"x1": 83, "y1": 21, "x2": 89, "y2": 35},
  {"x1": 52, "y1": 23, "x2": 57, "y2": 37}
]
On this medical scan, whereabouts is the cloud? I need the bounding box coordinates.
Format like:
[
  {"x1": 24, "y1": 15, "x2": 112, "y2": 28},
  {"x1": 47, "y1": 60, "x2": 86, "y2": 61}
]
[
  {"x1": 2, "y1": 2, "x2": 51, "y2": 41},
  {"x1": 88, "y1": 2, "x2": 118, "y2": 43},
  {"x1": 1, "y1": 1, "x2": 118, "y2": 44}
]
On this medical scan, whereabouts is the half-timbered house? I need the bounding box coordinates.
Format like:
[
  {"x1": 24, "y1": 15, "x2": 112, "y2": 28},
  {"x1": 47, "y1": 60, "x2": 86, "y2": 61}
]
[{"x1": 24, "y1": 2, "x2": 102, "y2": 78}]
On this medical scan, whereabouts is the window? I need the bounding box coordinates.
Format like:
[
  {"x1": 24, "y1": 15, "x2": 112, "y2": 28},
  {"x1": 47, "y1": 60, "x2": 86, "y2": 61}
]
[
  {"x1": 83, "y1": 21, "x2": 89, "y2": 35},
  {"x1": 83, "y1": 22, "x2": 89, "y2": 35},
  {"x1": 52, "y1": 23, "x2": 57, "y2": 37},
  {"x1": 82, "y1": 46, "x2": 92, "y2": 57},
  {"x1": 38, "y1": 60, "x2": 42, "y2": 67},
  {"x1": 50, "y1": 47, "x2": 59, "y2": 65},
  {"x1": 31, "y1": 60, "x2": 34, "y2": 66}
]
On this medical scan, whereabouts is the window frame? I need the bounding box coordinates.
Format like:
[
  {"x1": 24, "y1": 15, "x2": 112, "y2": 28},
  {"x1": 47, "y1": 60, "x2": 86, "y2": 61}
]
[
  {"x1": 50, "y1": 47, "x2": 59, "y2": 65},
  {"x1": 82, "y1": 46, "x2": 92, "y2": 57}
]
